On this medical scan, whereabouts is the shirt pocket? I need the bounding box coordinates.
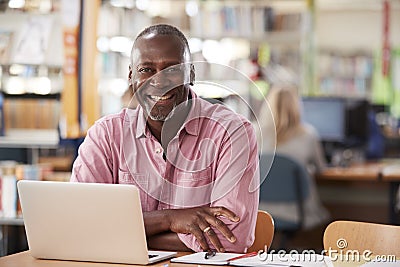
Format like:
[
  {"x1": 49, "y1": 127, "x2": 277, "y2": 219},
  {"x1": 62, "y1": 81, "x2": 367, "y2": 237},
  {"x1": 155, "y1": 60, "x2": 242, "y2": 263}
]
[
  {"x1": 172, "y1": 167, "x2": 213, "y2": 207},
  {"x1": 118, "y1": 169, "x2": 148, "y2": 209},
  {"x1": 176, "y1": 167, "x2": 212, "y2": 187}
]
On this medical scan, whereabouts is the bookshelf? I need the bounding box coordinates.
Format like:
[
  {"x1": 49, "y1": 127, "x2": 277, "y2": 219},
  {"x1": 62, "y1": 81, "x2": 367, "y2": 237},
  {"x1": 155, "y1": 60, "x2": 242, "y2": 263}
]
[
  {"x1": 188, "y1": 3, "x2": 304, "y2": 42},
  {"x1": 0, "y1": 2, "x2": 96, "y2": 256},
  {"x1": 0, "y1": 0, "x2": 100, "y2": 139},
  {"x1": 0, "y1": 5, "x2": 67, "y2": 184},
  {"x1": 0, "y1": 2, "x2": 90, "y2": 199},
  {"x1": 0, "y1": 7, "x2": 64, "y2": 133},
  {"x1": 317, "y1": 50, "x2": 373, "y2": 98},
  {"x1": 314, "y1": 1, "x2": 400, "y2": 103}
]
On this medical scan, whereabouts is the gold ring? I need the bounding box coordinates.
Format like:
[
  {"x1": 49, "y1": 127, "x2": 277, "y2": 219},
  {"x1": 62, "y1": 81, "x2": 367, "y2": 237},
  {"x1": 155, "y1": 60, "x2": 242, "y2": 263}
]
[{"x1": 203, "y1": 226, "x2": 211, "y2": 233}]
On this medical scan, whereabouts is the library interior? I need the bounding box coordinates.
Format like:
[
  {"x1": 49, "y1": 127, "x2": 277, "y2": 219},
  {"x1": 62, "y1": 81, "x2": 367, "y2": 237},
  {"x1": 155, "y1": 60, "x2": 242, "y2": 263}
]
[{"x1": 0, "y1": 0, "x2": 400, "y2": 261}]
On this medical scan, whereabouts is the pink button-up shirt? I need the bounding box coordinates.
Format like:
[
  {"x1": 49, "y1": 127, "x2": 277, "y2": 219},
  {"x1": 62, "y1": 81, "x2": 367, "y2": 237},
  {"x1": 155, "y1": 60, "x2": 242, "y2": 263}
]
[{"x1": 71, "y1": 91, "x2": 259, "y2": 252}]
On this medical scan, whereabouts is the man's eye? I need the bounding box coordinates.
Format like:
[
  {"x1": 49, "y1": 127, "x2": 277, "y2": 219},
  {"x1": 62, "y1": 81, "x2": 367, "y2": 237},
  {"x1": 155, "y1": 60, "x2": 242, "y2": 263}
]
[
  {"x1": 166, "y1": 66, "x2": 182, "y2": 73},
  {"x1": 138, "y1": 67, "x2": 153, "y2": 73}
]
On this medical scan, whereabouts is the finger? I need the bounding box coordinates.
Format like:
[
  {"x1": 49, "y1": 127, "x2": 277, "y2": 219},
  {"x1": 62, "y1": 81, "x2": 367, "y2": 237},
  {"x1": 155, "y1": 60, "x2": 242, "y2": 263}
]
[
  {"x1": 190, "y1": 225, "x2": 210, "y2": 252},
  {"x1": 209, "y1": 207, "x2": 240, "y2": 222},
  {"x1": 203, "y1": 226, "x2": 225, "y2": 253},
  {"x1": 206, "y1": 216, "x2": 236, "y2": 244},
  {"x1": 197, "y1": 219, "x2": 225, "y2": 253},
  {"x1": 202, "y1": 207, "x2": 237, "y2": 243}
]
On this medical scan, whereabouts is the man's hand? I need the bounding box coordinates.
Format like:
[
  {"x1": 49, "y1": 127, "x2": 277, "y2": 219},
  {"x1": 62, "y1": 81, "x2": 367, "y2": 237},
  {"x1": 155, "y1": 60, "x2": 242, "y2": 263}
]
[{"x1": 165, "y1": 206, "x2": 240, "y2": 252}]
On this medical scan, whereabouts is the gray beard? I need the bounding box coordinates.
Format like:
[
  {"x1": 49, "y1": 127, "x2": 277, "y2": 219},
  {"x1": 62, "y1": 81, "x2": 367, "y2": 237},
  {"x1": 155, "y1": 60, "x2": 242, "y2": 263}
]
[{"x1": 144, "y1": 101, "x2": 177, "y2": 121}]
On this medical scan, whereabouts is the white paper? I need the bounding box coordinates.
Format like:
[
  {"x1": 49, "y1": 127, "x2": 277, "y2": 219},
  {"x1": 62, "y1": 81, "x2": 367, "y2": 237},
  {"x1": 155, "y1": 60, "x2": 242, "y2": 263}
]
[
  {"x1": 232, "y1": 253, "x2": 333, "y2": 267},
  {"x1": 171, "y1": 252, "x2": 241, "y2": 265},
  {"x1": 171, "y1": 252, "x2": 334, "y2": 267}
]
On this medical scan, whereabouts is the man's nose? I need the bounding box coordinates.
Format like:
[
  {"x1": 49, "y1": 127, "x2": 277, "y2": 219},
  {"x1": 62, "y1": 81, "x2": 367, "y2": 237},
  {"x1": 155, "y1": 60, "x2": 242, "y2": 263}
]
[{"x1": 149, "y1": 71, "x2": 169, "y2": 88}]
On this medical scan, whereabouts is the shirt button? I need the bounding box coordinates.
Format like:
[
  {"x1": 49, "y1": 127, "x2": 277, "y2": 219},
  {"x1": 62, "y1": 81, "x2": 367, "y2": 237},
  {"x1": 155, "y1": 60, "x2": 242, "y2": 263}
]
[{"x1": 155, "y1": 148, "x2": 162, "y2": 154}]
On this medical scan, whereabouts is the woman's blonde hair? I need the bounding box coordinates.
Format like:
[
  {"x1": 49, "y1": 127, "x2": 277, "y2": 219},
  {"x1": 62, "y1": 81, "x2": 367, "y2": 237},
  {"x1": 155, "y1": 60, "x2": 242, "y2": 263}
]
[{"x1": 267, "y1": 86, "x2": 304, "y2": 144}]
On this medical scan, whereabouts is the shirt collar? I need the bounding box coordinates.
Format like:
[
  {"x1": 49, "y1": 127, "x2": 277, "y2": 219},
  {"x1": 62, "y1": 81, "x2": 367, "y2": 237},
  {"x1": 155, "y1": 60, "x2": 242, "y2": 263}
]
[
  {"x1": 182, "y1": 89, "x2": 200, "y2": 136},
  {"x1": 135, "y1": 107, "x2": 147, "y2": 138}
]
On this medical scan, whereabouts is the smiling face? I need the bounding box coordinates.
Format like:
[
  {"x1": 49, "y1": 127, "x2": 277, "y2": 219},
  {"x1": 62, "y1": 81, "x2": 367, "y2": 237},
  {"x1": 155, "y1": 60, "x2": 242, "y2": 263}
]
[{"x1": 130, "y1": 33, "x2": 193, "y2": 122}]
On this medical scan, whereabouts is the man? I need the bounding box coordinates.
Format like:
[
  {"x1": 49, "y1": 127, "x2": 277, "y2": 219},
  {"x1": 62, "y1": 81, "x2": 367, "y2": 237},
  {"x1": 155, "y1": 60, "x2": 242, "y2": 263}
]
[{"x1": 71, "y1": 24, "x2": 259, "y2": 253}]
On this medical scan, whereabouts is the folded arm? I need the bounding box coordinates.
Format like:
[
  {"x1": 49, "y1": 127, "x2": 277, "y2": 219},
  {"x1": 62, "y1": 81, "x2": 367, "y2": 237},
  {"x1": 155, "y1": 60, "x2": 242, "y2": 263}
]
[{"x1": 143, "y1": 207, "x2": 240, "y2": 252}]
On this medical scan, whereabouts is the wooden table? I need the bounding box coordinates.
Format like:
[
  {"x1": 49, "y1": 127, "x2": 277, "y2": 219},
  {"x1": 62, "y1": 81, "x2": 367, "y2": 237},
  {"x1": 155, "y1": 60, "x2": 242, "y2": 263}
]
[
  {"x1": 317, "y1": 161, "x2": 400, "y2": 225},
  {"x1": 317, "y1": 162, "x2": 385, "y2": 181},
  {"x1": 380, "y1": 163, "x2": 400, "y2": 226},
  {"x1": 0, "y1": 251, "x2": 370, "y2": 267}
]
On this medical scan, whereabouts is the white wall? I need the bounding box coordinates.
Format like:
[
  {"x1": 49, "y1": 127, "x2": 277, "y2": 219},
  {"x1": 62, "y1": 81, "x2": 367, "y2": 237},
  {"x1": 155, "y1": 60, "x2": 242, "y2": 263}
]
[{"x1": 315, "y1": 8, "x2": 400, "y2": 51}]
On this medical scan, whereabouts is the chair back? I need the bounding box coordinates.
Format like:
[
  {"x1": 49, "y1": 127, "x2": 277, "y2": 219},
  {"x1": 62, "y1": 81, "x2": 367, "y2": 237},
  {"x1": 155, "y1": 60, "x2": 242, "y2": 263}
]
[
  {"x1": 247, "y1": 210, "x2": 274, "y2": 253},
  {"x1": 259, "y1": 153, "x2": 310, "y2": 228},
  {"x1": 323, "y1": 220, "x2": 400, "y2": 258}
]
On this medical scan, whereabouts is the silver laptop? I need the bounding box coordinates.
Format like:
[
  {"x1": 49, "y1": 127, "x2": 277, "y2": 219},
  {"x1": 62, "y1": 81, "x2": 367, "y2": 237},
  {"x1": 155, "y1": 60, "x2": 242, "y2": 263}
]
[{"x1": 17, "y1": 180, "x2": 177, "y2": 265}]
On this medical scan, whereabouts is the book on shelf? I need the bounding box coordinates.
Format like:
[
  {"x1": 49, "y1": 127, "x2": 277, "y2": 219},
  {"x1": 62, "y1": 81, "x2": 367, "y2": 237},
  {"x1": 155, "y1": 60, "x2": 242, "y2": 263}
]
[
  {"x1": 190, "y1": 5, "x2": 303, "y2": 39},
  {"x1": 0, "y1": 30, "x2": 13, "y2": 64},
  {"x1": 0, "y1": 162, "x2": 18, "y2": 218},
  {"x1": 0, "y1": 162, "x2": 45, "y2": 218},
  {"x1": 3, "y1": 98, "x2": 60, "y2": 129}
]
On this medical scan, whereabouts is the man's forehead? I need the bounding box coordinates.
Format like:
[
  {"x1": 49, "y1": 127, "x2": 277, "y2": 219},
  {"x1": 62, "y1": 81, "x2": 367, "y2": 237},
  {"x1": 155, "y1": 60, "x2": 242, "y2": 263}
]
[
  {"x1": 135, "y1": 34, "x2": 185, "y2": 51},
  {"x1": 132, "y1": 34, "x2": 188, "y2": 63}
]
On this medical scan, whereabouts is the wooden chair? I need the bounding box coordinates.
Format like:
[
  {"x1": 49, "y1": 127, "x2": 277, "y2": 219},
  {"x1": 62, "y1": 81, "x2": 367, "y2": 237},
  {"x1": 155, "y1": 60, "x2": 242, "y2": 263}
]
[
  {"x1": 323, "y1": 220, "x2": 400, "y2": 258},
  {"x1": 247, "y1": 210, "x2": 275, "y2": 253}
]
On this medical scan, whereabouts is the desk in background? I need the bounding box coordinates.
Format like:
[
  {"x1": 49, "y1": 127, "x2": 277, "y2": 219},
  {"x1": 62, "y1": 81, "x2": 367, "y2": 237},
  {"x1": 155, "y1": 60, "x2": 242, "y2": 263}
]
[
  {"x1": 317, "y1": 162, "x2": 384, "y2": 181},
  {"x1": 317, "y1": 161, "x2": 400, "y2": 225},
  {"x1": 0, "y1": 129, "x2": 59, "y2": 164}
]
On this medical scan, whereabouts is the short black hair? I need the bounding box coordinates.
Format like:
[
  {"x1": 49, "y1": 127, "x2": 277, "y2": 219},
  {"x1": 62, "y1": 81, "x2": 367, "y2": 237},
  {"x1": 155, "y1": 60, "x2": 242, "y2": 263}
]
[{"x1": 134, "y1": 24, "x2": 190, "y2": 54}]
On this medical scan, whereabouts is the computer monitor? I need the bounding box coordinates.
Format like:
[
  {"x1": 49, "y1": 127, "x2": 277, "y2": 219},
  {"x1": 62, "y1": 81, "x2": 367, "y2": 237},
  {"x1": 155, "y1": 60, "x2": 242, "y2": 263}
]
[
  {"x1": 345, "y1": 98, "x2": 369, "y2": 146},
  {"x1": 301, "y1": 97, "x2": 346, "y2": 142}
]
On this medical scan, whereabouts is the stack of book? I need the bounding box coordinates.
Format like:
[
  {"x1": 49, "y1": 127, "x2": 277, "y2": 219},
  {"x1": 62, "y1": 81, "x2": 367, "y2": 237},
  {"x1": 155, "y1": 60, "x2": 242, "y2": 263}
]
[{"x1": 0, "y1": 161, "x2": 46, "y2": 218}]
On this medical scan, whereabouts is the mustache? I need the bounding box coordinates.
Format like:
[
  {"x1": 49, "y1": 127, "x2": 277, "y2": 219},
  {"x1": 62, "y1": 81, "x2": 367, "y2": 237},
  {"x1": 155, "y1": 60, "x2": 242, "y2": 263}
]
[{"x1": 136, "y1": 81, "x2": 183, "y2": 96}]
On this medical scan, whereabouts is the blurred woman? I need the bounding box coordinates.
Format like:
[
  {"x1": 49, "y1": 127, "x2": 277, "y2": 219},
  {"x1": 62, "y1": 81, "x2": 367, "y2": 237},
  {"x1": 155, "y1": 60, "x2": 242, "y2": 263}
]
[{"x1": 258, "y1": 86, "x2": 329, "y2": 230}]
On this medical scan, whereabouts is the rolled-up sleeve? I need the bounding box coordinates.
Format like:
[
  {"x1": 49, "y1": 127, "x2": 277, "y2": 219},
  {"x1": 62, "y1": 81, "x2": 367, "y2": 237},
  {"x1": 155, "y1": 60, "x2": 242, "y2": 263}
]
[
  {"x1": 70, "y1": 122, "x2": 115, "y2": 184},
  {"x1": 178, "y1": 119, "x2": 260, "y2": 253}
]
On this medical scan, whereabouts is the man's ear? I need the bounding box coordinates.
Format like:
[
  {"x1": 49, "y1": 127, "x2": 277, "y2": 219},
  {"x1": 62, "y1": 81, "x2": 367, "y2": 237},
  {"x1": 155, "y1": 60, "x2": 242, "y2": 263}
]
[
  {"x1": 128, "y1": 65, "x2": 133, "y2": 85},
  {"x1": 189, "y1": 64, "x2": 195, "y2": 86}
]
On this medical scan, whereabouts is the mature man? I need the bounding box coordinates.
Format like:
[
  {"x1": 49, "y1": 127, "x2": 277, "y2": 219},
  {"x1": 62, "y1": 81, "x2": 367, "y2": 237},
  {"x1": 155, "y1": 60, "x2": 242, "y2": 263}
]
[{"x1": 71, "y1": 24, "x2": 259, "y2": 253}]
